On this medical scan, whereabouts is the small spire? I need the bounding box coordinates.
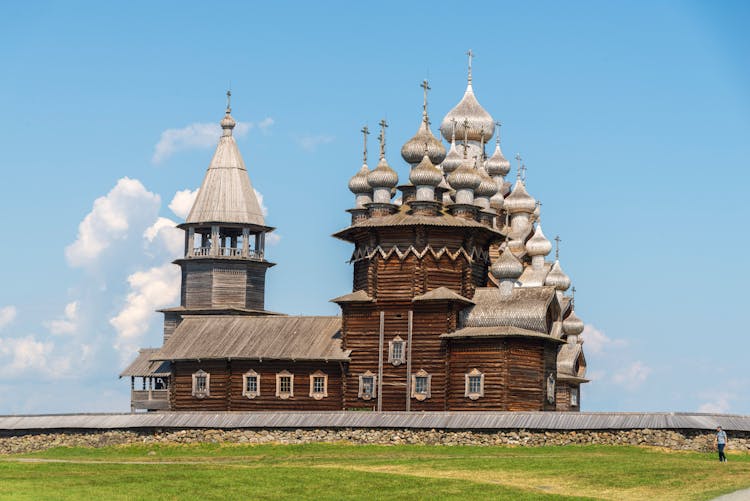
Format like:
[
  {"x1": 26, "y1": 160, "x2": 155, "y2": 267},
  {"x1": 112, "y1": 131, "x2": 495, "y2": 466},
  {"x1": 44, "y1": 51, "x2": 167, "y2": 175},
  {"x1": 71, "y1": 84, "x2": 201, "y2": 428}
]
[
  {"x1": 420, "y1": 79, "x2": 431, "y2": 120},
  {"x1": 554, "y1": 235, "x2": 561, "y2": 260},
  {"x1": 226, "y1": 90, "x2": 232, "y2": 113},
  {"x1": 466, "y1": 49, "x2": 474, "y2": 84},
  {"x1": 378, "y1": 119, "x2": 388, "y2": 160},
  {"x1": 361, "y1": 125, "x2": 370, "y2": 165}
]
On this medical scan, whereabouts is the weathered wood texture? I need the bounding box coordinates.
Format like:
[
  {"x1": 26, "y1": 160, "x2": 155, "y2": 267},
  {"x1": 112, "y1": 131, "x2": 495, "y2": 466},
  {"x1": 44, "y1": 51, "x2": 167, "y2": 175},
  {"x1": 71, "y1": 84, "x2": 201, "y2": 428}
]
[
  {"x1": 179, "y1": 260, "x2": 269, "y2": 310},
  {"x1": 447, "y1": 338, "x2": 558, "y2": 411},
  {"x1": 171, "y1": 361, "x2": 344, "y2": 411}
]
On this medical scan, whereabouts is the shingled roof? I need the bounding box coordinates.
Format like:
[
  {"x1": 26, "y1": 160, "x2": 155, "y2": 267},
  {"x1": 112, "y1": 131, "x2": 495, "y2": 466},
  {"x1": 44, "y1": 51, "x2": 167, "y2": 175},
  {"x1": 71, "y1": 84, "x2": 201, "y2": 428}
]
[
  {"x1": 440, "y1": 325, "x2": 564, "y2": 342},
  {"x1": 152, "y1": 316, "x2": 349, "y2": 362},
  {"x1": 119, "y1": 348, "x2": 171, "y2": 378},
  {"x1": 460, "y1": 286, "x2": 559, "y2": 333}
]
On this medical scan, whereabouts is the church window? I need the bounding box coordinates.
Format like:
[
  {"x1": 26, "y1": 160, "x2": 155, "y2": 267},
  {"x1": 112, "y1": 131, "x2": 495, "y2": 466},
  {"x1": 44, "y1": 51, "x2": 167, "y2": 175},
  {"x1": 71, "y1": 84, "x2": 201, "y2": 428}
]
[
  {"x1": 275, "y1": 370, "x2": 294, "y2": 399},
  {"x1": 571, "y1": 387, "x2": 579, "y2": 407},
  {"x1": 192, "y1": 370, "x2": 210, "y2": 399},
  {"x1": 546, "y1": 373, "x2": 556, "y2": 404},
  {"x1": 358, "y1": 371, "x2": 377, "y2": 400},
  {"x1": 242, "y1": 370, "x2": 260, "y2": 399},
  {"x1": 309, "y1": 371, "x2": 328, "y2": 400},
  {"x1": 411, "y1": 369, "x2": 431, "y2": 401},
  {"x1": 388, "y1": 336, "x2": 406, "y2": 366},
  {"x1": 464, "y1": 368, "x2": 485, "y2": 400}
]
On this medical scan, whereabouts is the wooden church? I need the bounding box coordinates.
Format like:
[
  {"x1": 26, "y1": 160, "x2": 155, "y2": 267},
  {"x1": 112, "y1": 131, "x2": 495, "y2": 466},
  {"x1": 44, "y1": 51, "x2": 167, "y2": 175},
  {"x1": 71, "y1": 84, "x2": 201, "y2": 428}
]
[{"x1": 121, "y1": 56, "x2": 589, "y2": 412}]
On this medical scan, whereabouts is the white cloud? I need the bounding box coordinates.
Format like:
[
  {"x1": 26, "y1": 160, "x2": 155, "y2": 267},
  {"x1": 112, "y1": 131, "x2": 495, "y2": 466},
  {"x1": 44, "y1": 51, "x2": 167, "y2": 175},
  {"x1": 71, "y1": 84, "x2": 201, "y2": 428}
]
[
  {"x1": 169, "y1": 188, "x2": 199, "y2": 219},
  {"x1": 45, "y1": 301, "x2": 79, "y2": 335},
  {"x1": 0, "y1": 336, "x2": 72, "y2": 378},
  {"x1": 65, "y1": 178, "x2": 161, "y2": 269},
  {"x1": 152, "y1": 118, "x2": 272, "y2": 164},
  {"x1": 110, "y1": 263, "x2": 181, "y2": 363},
  {"x1": 254, "y1": 188, "x2": 269, "y2": 217},
  {"x1": 612, "y1": 361, "x2": 651, "y2": 390},
  {"x1": 582, "y1": 324, "x2": 627, "y2": 355},
  {"x1": 144, "y1": 217, "x2": 183, "y2": 257},
  {"x1": 698, "y1": 395, "x2": 732, "y2": 414},
  {"x1": 296, "y1": 134, "x2": 334, "y2": 151},
  {"x1": 0, "y1": 306, "x2": 17, "y2": 330},
  {"x1": 266, "y1": 233, "x2": 282, "y2": 246}
]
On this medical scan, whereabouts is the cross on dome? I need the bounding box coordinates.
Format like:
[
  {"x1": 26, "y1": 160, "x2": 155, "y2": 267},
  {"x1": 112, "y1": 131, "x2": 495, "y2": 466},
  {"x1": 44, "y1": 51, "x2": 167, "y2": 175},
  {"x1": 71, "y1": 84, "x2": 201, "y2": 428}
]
[
  {"x1": 378, "y1": 119, "x2": 388, "y2": 159},
  {"x1": 466, "y1": 48, "x2": 474, "y2": 83},
  {"x1": 554, "y1": 235, "x2": 562, "y2": 260},
  {"x1": 361, "y1": 125, "x2": 369, "y2": 164},
  {"x1": 420, "y1": 79, "x2": 431, "y2": 118}
]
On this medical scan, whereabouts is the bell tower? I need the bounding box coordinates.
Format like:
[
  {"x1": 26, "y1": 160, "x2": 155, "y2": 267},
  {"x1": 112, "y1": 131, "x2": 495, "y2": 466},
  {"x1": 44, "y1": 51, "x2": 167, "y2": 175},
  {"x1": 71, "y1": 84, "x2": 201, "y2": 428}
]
[{"x1": 163, "y1": 93, "x2": 276, "y2": 341}]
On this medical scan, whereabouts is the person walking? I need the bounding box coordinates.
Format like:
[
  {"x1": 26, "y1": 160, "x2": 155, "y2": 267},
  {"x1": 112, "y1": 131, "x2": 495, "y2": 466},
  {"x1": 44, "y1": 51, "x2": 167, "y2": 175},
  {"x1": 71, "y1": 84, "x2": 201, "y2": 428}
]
[{"x1": 715, "y1": 426, "x2": 728, "y2": 463}]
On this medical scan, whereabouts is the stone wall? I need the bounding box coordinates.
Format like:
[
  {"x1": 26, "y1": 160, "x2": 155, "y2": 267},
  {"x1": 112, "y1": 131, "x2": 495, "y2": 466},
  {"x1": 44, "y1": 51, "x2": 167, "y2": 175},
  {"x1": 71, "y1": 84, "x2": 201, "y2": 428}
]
[{"x1": 1, "y1": 428, "x2": 749, "y2": 454}]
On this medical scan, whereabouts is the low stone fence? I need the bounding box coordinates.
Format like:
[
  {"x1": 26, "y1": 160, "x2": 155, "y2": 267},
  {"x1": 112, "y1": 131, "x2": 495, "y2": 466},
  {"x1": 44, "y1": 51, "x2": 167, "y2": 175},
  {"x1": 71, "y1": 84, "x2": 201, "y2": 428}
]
[{"x1": 1, "y1": 428, "x2": 748, "y2": 455}]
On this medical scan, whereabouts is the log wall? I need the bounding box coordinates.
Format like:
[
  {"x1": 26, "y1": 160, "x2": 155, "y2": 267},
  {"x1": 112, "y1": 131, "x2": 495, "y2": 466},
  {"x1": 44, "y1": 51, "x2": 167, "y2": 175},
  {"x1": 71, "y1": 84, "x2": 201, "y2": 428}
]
[{"x1": 179, "y1": 260, "x2": 268, "y2": 310}]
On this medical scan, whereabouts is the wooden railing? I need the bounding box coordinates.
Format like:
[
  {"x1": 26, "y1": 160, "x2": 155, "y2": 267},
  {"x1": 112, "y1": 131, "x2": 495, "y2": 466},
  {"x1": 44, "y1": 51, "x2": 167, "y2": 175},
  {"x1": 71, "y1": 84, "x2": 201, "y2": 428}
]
[
  {"x1": 190, "y1": 247, "x2": 264, "y2": 259},
  {"x1": 131, "y1": 389, "x2": 169, "y2": 411}
]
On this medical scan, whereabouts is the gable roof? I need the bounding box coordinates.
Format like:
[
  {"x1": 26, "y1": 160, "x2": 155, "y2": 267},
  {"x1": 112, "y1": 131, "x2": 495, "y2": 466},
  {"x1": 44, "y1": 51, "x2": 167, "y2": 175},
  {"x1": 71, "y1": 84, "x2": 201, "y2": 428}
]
[
  {"x1": 152, "y1": 316, "x2": 349, "y2": 362},
  {"x1": 119, "y1": 348, "x2": 172, "y2": 378},
  {"x1": 413, "y1": 287, "x2": 474, "y2": 304}
]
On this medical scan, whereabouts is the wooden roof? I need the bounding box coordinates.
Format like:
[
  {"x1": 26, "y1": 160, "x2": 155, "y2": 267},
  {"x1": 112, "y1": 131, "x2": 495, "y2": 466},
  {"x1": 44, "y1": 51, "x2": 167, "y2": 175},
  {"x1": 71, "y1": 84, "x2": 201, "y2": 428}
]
[
  {"x1": 119, "y1": 349, "x2": 171, "y2": 378},
  {"x1": 461, "y1": 286, "x2": 558, "y2": 333},
  {"x1": 441, "y1": 326, "x2": 564, "y2": 342},
  {"x1": 153, "y1": 316, "x2": 349, "y2": 362},
  {"x1": 330, "y1": 290, "x2": 373, "y2": 303},
  {"x1": 185, "y1": 131, "x2": 266, "y2": 226},
  {"x1": 1, "y1": 411, "x2": 749, "y2": 431},
  {"x1": 413, "y1": 287, "x2": 474, "y2": 304}
]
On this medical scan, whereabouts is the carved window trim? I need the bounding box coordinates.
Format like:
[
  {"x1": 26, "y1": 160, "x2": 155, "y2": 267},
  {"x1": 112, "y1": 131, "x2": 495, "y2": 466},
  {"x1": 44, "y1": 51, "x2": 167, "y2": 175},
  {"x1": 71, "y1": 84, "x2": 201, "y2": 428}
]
[
  {"x1": 275, "y1": 370, "x2": 294, "y2": 399},
  {"x1": 358, "y1": 371, "x2": 377, "y2": 400},
  {"x1": 309, "y1": 370, "x2": 328, "y2": 400},
  {"x1": 546, "y1": 372, "x2": 556, "y2": 404},
  {"x1": 411, "y1": 369, "x2": 431, "y2": 401},
  {"x1": 388, "y1": 336, "x2": 406, "y2": 366},
  {"x1": 192, "y1": 369, "x2": 210, "y2": 399},
  {"x1": 570, "y1": 387, "x2": 579, "y2": 407},
  {"x1": 242, "y1": 370, "x2": 260, "y2": 399},
  {"x1": 464, "y1": 368, "x2": 485, "y2": 400}
]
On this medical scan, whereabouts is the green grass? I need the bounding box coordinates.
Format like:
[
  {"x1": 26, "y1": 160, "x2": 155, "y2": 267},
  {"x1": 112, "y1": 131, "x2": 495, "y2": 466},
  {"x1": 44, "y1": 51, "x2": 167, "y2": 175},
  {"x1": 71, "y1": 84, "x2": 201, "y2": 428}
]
[{"x1": 0, "y1": 443, "x2": 748, "y2": 500}]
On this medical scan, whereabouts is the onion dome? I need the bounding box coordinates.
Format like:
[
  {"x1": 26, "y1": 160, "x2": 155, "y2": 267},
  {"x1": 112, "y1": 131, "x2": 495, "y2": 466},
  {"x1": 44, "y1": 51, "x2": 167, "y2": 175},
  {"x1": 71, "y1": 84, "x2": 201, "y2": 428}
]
[
  {"x1": 440, "y1": 81, "x2": 494, "y2": 143},
  {"x1": 474, "y1": 165, "x2": 498, "y2": 198},
  {"x1": 526, "y1": 224, "x2": 552, "y2": 257},
  {"x1": 447, "y1": 158, "x2": 481, "y2": 191},
  {"x1": 409, "y1": 154, "x2": 443, "y2": 187},
  {"x1": 489, "y1": 189, "x2": 504, "y2": 210},
  {"x1": 348, "y1": 164, "x2": 371, "y2": 194},
  {"x1": 545, "y1": 260, "x2": 571, "y2": 291},
  {"x1": 563, "y1": 309, "x2": 584, "y2": 336},
  {"x1": 367, "y1": 157, "x2": 398, "y2": 189},
  {"x1": 441, "y1": 132, "x2": 463, "y2": 175},
  {"x1": 503, "y1": 178, "x2": 536, "y2": 214},
  {"x1": 486, "y1": 137, "x2": 511, "y2": 177},
  {"x1": 401, "y1": 119, "x2": 446, "y2": 166},
  {"x1": 491, "y1": 243, "x2": 524, "y2": 281}
]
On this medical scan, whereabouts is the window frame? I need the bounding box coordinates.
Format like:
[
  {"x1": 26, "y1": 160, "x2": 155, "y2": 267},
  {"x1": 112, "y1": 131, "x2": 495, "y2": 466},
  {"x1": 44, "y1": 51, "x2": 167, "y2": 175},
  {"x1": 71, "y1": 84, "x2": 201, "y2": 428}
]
[
  {"x1": 464, "y1": 368, "x2": 485, "y2": 400},
  {"x1": 546, "y1": 372, "x2": 556, "y2": 404},
  {"x1": 242, "y1": 369, "x2": 260, "y2": 399},
  {"x1": 570, "y1": 387, "x2": 579, "y2": 407},
  {"x1": 275, "y1": 370, "x2": 294, "y2": 399},
  {"x1": 410, "y1": 369, "x2": 432, "y2": 401},
  {"x1": 308, "y1": 370, "x2": 328, "y2": 400},
  {"x1": 358, "y1": 370, "x2": 377, "y2": 400},
  {"x1": 191, "y1": 369, "x2": 210, "y2": 399},
  {"x1": 388, "y1": 336, "x2": 406, "y2": 366}
]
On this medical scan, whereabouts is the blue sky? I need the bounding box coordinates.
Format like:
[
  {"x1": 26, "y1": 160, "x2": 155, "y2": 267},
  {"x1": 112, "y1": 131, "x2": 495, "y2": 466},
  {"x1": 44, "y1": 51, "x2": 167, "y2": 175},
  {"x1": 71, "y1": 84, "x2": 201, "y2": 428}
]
[{"x1": 0, "y1": 1, "x2": 748, "y2": 414}]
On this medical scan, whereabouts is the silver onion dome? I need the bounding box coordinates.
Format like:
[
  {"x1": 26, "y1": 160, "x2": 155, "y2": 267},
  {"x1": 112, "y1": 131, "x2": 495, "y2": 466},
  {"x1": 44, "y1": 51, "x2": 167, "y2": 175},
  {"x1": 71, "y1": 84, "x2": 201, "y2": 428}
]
[
  {"x1": 491, "y1": 243, "x2": 524, "y2": 280},
  {"x1": 545, "y1": 260, "x2": 571, "y2": 291},
  {"x1": 474, "y1": 165, "x2": 498, "y2": 198},
  {"x1": 486, "y1": 137, "x2": 511, "y2": 177},
  {"x1": 367, "y1": 157, "x2": 399, "y2": 188},
  {"x1": 446, "y1": 159, "x2": 481, "y2": 191},
  {"x1": 526, "y1": 224, "x2": 552, "y2": 257},
  {"x1": 348, "y1": 164, "x2": 371, "y2": 194},
  {"x1": 440, "y1": 83, "x2": 495, "y2": 143},
  {"x1": 409, "y1": 154, "x2": 443, "y2": 187},
  {"x1": 220, "y1": 111, "x2": 236, "y2": 134},
  {"x1": 441, "y1": 136, "x2": 463, "y2": 175},
  {"x1": 401, "y1": 120, "x2": 447, "y2": 166},
  {"x1": 503, "y1": 179, "x2": 536, "y2": 214},
  {"x1": 563, "y1": 309, "x2": 584, "y2": 336}
]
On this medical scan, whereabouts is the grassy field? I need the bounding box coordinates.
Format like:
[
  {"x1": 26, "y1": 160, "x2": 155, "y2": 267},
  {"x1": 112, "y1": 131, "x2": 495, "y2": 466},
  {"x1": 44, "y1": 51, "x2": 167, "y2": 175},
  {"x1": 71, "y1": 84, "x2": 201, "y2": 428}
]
[{"x1": 0, "y1": 443, "x2": 748, "y2": 500}]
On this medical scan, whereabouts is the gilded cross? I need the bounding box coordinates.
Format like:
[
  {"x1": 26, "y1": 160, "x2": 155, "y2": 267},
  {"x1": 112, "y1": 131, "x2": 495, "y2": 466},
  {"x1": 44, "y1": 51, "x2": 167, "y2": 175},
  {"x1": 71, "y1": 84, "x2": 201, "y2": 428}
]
[{"x1": 361, "y1": 125, "x2": 370, "y2": 164}]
